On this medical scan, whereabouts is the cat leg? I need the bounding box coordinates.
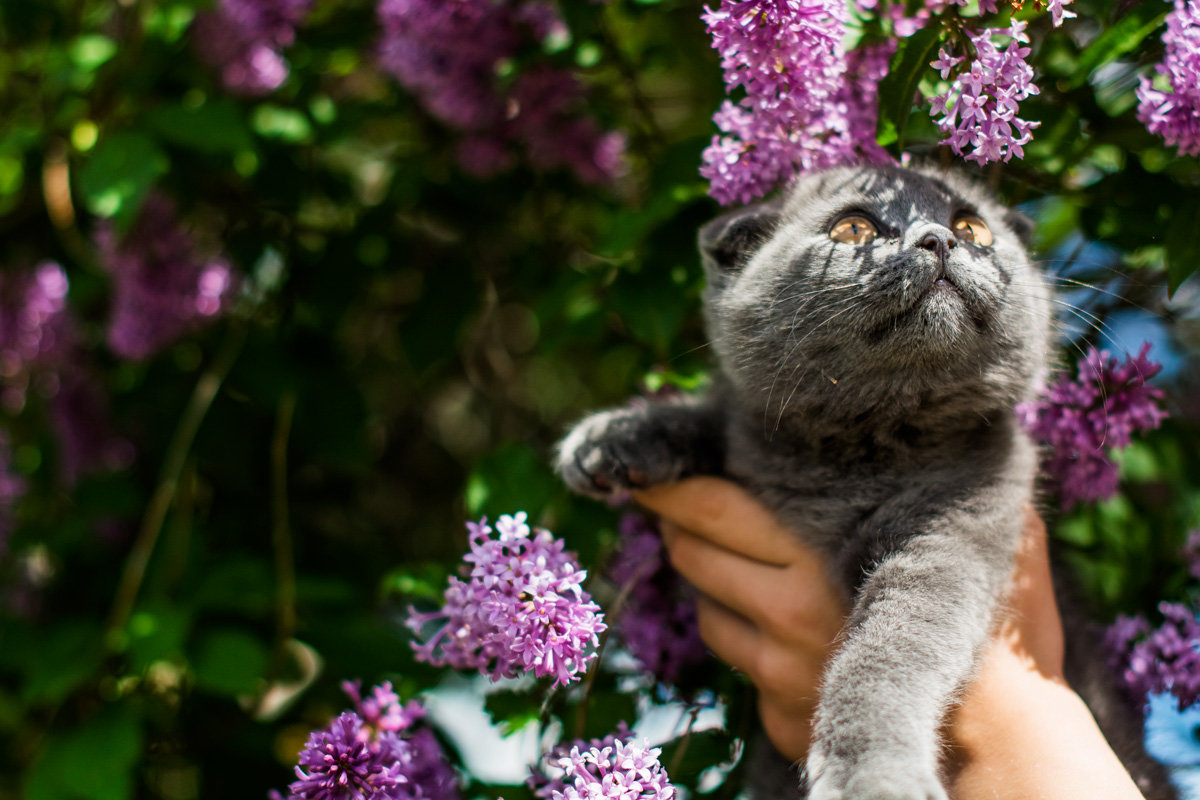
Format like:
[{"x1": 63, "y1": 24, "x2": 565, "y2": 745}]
[
  {"x1": 805, "y1": 495, "x2": 1023, "y2": 800},
  {"x1": 555, "y1": 400, "x2": 725, "y2": 498}
]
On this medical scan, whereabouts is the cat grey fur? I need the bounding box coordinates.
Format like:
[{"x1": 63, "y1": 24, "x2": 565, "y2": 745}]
[{"x1": 556, "y1": 164, "x2": 1173, "y2": 800}]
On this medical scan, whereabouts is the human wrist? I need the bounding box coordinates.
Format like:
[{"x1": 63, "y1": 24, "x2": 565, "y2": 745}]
[{"x1": 947, "y1": 647, "x2": 1145, "y2": 800}]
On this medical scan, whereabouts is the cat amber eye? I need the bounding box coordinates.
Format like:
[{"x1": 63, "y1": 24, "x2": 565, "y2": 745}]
[
  {"x1": 952, "y1": 215, "x2": 993, "y2": 246},
  {"x1": 829, "y1": 215, "x2": 877, "y2": 244}
]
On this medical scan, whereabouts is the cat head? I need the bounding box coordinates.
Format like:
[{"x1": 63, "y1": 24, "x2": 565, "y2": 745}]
[{"x1": 698, "y1": 164, "x2": 1052, "y2": 430}]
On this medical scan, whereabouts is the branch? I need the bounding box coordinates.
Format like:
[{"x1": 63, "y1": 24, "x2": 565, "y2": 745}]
[{"x1": 104, "y1": 325, "x2": 246, "y2": 645}]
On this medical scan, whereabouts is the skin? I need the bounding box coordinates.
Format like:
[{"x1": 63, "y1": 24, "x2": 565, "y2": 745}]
[{"x1": 634, "y1": 476, "x2": 1148, "y2": 800}]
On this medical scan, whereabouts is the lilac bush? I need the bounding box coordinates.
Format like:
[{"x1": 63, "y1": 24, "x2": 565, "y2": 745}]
[
  {"x1": 607, "y1": 513, "x2": 706, "y2": 688},
  {"x1": 1107, "y1": 604, "x2": 1200, "y2": 711},
  {"x1": 376, "y1": 0, "x2": 624, "y2": 183},
  {"x1": 0, "y1": 262, "x2": 73, "y2": 413},
  {"x1": 192, "y1": 0, "x2": 313, "y2": 95},
  {"x1": 94, "y1": 193, "x2": 237, "y2": 361},
  {"x1": 407, "y1": 513, "x2": 606, "y2": 688},
  {"x1": 1137, "y1": 0, "x2": 1200, "y2": 156},
  {"x1": 1017, "y1": 344, "x2": 1168, "y2": 509}
]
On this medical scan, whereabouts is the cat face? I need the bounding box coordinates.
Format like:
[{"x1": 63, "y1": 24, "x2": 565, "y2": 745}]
[{"x1": 699, "y1": 165, "x2": 1052, "y2": 426}]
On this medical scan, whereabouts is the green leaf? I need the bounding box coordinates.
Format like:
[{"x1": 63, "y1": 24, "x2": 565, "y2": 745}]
[
  {"x1": 876, "y1": 25, "x2": 942, "y2": 153},
  {"x1": 483, "y1": 689, "x2": 540, "y2": 735},
  {"x1": 1068, "y1": 9, "x2": 1168, "y2": 90},
  {"x1": 191, "y1": 628, "x2": 269, "y2": 696},
  {"x1": 68, "y1": 35, "x2": 117, "y2": 72},
  {"x1": 144, "y1": 99, "x2": 255, "y2": 155},
  {"x1": 465, "y1": 442, "x2": 560, "y2": 520},
  {"x1": 77, "y1": 131, "x2": 168, "y2": 226},
  {"x1": 25, "y1": 704, "x2": 142, "y2": 800},
  {"x1": 1164, "y1": 198, "x2": 1200, "y2": 295},
  {"x1": 251, "y1": 105, "x2": 313, "y2": 143},
  {"x1": 15, "y1": 621, "x2": 104, "y2": 705},
  {"x1": 126, "y1": 604, "x2": 191, "y2": 671}
]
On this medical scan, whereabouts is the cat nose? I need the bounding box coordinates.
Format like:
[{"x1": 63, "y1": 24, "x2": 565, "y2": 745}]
[{"x1": 919, "y1": 229, "x2": 956, "y2": 259}]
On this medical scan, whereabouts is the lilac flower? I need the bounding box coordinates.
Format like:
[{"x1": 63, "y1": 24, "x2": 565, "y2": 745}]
[
  {"x1": 1137, "y1": 0, "x2": 1200, "y2": 156},
  {"x1": 274, "y1": 688, "x2": 459, "y2": 800},
  {"x1": 607, "y1": 513, "x2": 706, "y2": 687},
  {"x1": 1106, "y1": 604, "x2": 1200, "y2": 711},
  {"x1": 95, "y1": 193, "x2": 237, "y2": 361},
  {"x1": 0, "y1": 432, "x2": 26, "y2": 557},
  {"x1": 700, "y1": 0, "x2": 892, "y2": 205},
  {"x1": 375, "y1": 0, "x2": 624, "y2": 185},
  {"x1": 192, "y1": 0, "x2": 312, "y2": 95},
  {"x1": 407, "y1": 513, "x2": 606, "y2": 688},
  {"x1": 50, "y1": 374, "x2": 134, "y2": 485},
  {"x1": 342, "y1": 682, "x2": 459, "y2": 800},
  {"x1": 928, "y1": 22, "x2": 1042, "y2": 165},
  {"x1": 1017, "y1": 343, "x2": 1168, "y2": 509},
  {"x1": 530, "y1": 726, "x2": 627, "y2": 800},
  {"x1": 545, "y1": 735, "x2": 675, "y2": 800},
  {"x1": 276, "y1": 712, "x2": 413, "y2": 800},
  {"x1": 0, "y1": 261, "x2": 73, "y2": 413}
]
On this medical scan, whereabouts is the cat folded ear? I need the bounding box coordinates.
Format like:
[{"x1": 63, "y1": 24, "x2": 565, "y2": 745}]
[
  {"x1": 698, "y1": 202, "x2": 781, "y2": 274},
  {"x1": 1004, "y1": 208, "x2": 1036, "y2": 248}
]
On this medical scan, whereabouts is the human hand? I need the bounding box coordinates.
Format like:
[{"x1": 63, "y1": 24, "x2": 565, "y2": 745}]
[
  {"x1": 633, "y1": 476, "x2": 847, "y2": 760},
  {"x1": 632, "y1": 477, "x2": 1064, "y2": 764}
]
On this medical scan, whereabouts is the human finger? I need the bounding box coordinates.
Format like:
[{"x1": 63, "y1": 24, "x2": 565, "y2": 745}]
[
  {"x1": 997, "y1": 507, "x2": 1064, "y2": 675},
  {"x1": 634, "y1": 477, "x2": 809, "y2": 566},
  {"x1": 661, "y1": 521, "x2": 846, "y2": 644}
]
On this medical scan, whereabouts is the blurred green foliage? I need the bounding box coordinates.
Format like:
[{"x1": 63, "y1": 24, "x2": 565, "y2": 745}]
[{"x1": 0, "y1": 0, "x2": 1198, "y2": 798}]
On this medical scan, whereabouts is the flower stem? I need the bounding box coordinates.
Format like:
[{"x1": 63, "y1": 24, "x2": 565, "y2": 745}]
[
  {"x1": 269, "y1": 391, "x2": 297, "y2": 673},
  {"x1": 104, "y1": 325, "x2": 246, "y2": 645}
]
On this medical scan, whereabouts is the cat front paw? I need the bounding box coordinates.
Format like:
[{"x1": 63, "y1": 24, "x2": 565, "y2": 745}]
[
  {"x1": 555, "y1": 408, "x2": 684, "y2": 498},
  {"x1": 806, "y1": 766, "x2": 947, "y2": 800}
]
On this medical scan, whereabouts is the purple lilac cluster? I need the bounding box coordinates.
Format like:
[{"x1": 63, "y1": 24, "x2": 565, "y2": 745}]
[
  {"x1": 700, "y1": 0, "x2": 892, "y2": 205},
  {"x1": 607, "y1": 513, "x2": 706, "y2": 687},
  {"x1": 192, "y1": 0, "x2": 312, "y2": 95},
  {"x1": 0, "y1": 433, "x2": 26, "y2": 556},
  {"x1": 1016, "y1": 343, "x2": 1168, "y2": 509},
  {"x1": 272, "y1": 683, "x2": 458, "y2": 800},
  {"x1": 529, "y1": 726, "x2": 675, "y2": 800},
  {"x1": 275, "y1": 713, "x2": 413, "y2": 800},
  {"x1": 342, "y1": 682, "x2": 459, "y2": 800},
  {"x1": 1106, "y1": 604, "x2": 1200, "y2": 711},
  {"x1": 1137, "y1": 0, "x2": 1200, "y2": 156},
  {"x1": 94, "y1": 193, "x2": 236, "y2": 361},
  {"x1": 0, "y1": 262, "x2": 130, "y2": 485},
  {"x1": 407, "y1": 513, "x2": 606, "y2": 688},
  {"x1": 927, "y1": 21, "x2": 1041, "y2": 165},
  {"x1": 376, "y1": 0, "x2": 625, "y2": 184},
  {"x1": 0, "y1": 262, "x2": 73, "y2": 413}
]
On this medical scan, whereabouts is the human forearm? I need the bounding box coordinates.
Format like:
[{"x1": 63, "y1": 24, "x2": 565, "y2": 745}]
[{"x1": 948, "y1": 647, "x2": 1146, "y2": 800}]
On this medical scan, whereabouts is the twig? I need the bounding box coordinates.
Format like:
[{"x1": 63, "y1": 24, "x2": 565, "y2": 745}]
[
  {"x1": 269, "y1": 391, "x2": 298, "y2": 672},
  {"x1": 104, "y1": 325, "x2": 246, "y2": 644},
  {"x1": 572, "y1": 557, "x2": 658, "y2": 738},
  {"x1": 667, "y1": 705, "x2": 702, "y2": 776}
]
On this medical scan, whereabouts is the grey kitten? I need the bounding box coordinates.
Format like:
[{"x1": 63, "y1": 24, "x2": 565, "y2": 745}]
[{"x1": 556, "y1": 165, "x2": 1172, "y2": 800}]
